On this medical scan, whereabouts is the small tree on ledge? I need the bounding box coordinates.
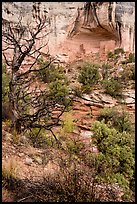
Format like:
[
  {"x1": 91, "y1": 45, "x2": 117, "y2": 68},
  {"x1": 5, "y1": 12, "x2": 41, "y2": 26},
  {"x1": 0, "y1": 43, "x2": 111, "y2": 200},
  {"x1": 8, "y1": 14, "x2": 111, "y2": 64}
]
[{"x1": 2, "y1": 10, "x2": 71, "y2": 141}]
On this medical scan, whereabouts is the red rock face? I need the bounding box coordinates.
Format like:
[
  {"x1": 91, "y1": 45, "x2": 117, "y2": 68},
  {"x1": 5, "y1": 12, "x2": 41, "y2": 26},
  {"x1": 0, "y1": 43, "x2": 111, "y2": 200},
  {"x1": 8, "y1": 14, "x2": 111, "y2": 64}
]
[
  {"x1": 57, "y1": 32, "x2": 116, "y2": 62},
  {"x1": 2, "y1": 2, "x2": 135, "y2": 64},
  {"x1": 53, "y1": 2, "x2": 134, "y2": 62}
]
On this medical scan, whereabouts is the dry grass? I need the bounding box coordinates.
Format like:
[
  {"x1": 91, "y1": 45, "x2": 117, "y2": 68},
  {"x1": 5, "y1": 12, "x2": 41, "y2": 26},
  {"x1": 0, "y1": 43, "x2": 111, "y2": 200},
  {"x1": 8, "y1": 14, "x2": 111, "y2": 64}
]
[
  {"x1": 2, "y1": 158, "x2": 19, "y2": 180},
  {"x1": 11, "y1": 129, "x2": 21, "y2": 144}
]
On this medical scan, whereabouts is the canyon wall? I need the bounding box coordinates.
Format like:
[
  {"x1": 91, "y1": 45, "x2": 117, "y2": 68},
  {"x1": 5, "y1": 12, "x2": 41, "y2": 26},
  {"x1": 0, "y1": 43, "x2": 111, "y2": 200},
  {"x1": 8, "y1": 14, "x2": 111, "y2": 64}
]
[{"x1": 2, "y1": 2, "x2": 135, "y2": 62}]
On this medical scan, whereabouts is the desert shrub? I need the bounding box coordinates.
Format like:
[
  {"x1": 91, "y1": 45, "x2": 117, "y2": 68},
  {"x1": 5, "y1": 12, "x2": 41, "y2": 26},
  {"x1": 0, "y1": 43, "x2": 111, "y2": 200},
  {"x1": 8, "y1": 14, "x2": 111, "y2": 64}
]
[
  {"x1": 98, "y1": 107, "x2": 118, "y2": 122},
  {"x1": 101, "y1": 63, "x2": 112, "y2": 79},
  {"x1": 122, "y1": 53, "x2": 135, "y2": 64},
  {"x1": 48, "y1": 80, "x2": 70, "y2": 106},
  {"x1": 107, "y1": 51, "x2": 114, "y2": 59},
  {"x1": 37, "y1": 57, "x2": 68, "y2": 83},
  {"x1": 114, "y1": 48, "x2": 124, "y2": 55},
  {"x1": 19, "y1": 161, "x2": 95, "y2": 202},
  {"x1": 39, "y1": 58, "x2": 71, "y2": 107},
  {"x1": 61, "y1": 112, "x2": 75, "y2": 134},
  {"x1": 59, "y1": 112, "x2": 84, "y2": 154},
  {"x1": 92, "y1": 121, "x2": 135, "y2": 201},
  {"x1": 78, "y1": 62, "x2": 100, "y2": 93},
  {"x1": 2, "y1": 64, "x2": 10, "y2": 103},
  {"x1": 107, "y1": 51, "x2": 115, "y2": 59},
  {"x1": 127, "y1": 53, "x2": 135, "y2": 63},
  {"x1": 107, "y1": 48, "x2": 124, "y2": 60},
  {"x1": 120, "y1": 64, "x2": 135, "y2": 82},
  {"x1": 115, "y1": 112, "x2": 134, "y2": 133},
  {"x1": 97, "y1": 107, "x2": 133, "y2": 133},
  {"x1": 66, "y1": 138, "x2": 84, "y2": 155},
  {"x1": 13, "y1": 161, "x2": 126, "y2": 202},
  {"x1": 102, "y1": 78, "x2": 122, "y2": 98},
  {"x1": 5, "y1": 167, "x2": 91, "y2": 202},
  {"x1": 107, "y1": 51, "x2": 119, "y2": 60},
  {"x1": 81, "y1": 84, "x2": 92, "y2": 93},
  {"x1": 73, "y1": 86, "x2": 83, "y2": 98}
]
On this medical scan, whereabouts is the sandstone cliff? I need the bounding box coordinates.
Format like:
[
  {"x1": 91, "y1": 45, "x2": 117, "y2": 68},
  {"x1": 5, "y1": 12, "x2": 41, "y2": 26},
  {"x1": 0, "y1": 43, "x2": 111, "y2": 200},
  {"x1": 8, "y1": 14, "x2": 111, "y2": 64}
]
[{"x1": 2, "y1": 2, "x2": 135, "y2": 62}]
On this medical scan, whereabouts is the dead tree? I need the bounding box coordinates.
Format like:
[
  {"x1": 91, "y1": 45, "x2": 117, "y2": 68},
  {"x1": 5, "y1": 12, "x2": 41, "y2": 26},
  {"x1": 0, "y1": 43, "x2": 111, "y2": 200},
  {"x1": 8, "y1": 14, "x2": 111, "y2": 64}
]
[{"x1": 2, "y1": 10, "x2": 71, "y2": 140}]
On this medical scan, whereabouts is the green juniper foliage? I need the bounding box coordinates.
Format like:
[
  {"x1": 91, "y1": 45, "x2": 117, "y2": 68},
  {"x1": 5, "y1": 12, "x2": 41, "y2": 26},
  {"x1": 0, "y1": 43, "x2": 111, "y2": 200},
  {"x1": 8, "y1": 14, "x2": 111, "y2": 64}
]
[
  {"x1": 101, "y1": 63, "x2": 112, "y2": 79},
  {"x1": 92, "y1": 120, "x2": 135, "y2": 201},
  {"x1": 37, "y1": 57, "x2": 68, "y2": 83},
  {"x1": 97, "y1": 107, "x2": 133, "y2": 133},
  {"x1": 2, "y1": 64, "x2": 10, "y2": 103},
  {"x1": 78, "y1": 62, "x2": 100, "y2": 93},
  {"x1": 101, "y1": 78, "x2": 122, "y2": 98}
]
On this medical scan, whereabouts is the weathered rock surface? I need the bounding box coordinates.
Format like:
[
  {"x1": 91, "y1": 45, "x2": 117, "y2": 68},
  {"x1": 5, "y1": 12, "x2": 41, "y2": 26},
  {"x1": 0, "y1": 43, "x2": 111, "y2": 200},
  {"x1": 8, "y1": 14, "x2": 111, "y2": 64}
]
[
  {"x1": 2, "y1": 2, "x2": 135, "y2": 63},
  {"x1": 80, "y1": 130, "x2": 93, "y2": 139},
  {"x1": 98, "y1": 93, "x2": 117, "y2": 105},
  {"x1": 72, "y1": 87, "x2": 135, "y2": 135},
  {"x1": 123, "y1": 89, "x2": 135, "y2": 99},
  {"x1": 25, "y1": 157, "x2": 33, "y2": 165},
  {"x1": 124, "y1": 97, "x2": 135, "y2": 104}
]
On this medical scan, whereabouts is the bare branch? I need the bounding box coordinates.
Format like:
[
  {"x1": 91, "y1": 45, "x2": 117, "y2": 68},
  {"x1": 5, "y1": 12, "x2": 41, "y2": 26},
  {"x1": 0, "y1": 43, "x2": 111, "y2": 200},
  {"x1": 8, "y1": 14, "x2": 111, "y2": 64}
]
[
  {"x1": 2, "y1": 46, "x2": 14, "y2": 51},
  {"x1": 2, "y1": 12, "x2": 70, "y2": 144},
  {"x1": 28, "y1": 41, "x2": 48, "y2": 56},
  {"x1": 16, "y1": 56, "x2": 54, "y2": 79}
]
